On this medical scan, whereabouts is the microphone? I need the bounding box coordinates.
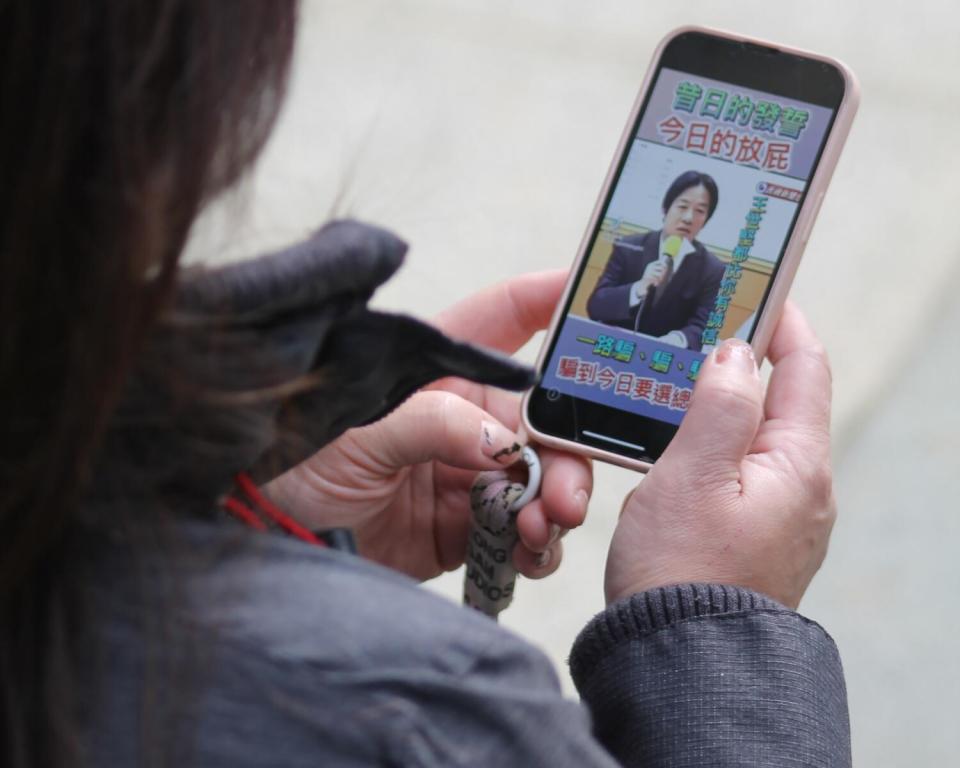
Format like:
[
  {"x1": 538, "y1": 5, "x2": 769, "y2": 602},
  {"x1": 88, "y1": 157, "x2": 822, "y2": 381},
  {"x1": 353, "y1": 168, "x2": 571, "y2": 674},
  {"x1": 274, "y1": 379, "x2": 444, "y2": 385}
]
[{"x1": 644, "y1": 234, "x2": 683, "y2": 306}]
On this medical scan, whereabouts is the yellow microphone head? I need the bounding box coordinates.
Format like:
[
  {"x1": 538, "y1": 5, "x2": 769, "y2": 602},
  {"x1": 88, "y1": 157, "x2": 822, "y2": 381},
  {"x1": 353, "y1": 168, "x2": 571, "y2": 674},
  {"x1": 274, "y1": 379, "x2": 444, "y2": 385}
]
[{"x1": 663, "y1": 234, "x2": 683, "y2": 258}]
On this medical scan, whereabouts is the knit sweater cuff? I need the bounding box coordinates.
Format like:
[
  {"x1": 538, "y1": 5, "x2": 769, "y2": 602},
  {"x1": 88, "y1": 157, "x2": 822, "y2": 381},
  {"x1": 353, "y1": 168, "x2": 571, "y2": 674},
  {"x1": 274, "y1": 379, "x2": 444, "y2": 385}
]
[{"x1": 569, "y1": 583, "x2": 784, "y2": 685}]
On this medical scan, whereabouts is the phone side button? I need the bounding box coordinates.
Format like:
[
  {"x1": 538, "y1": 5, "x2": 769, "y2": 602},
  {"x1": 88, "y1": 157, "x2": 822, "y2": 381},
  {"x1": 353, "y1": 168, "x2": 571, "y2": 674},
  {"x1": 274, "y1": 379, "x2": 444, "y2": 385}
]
[{"x1": 797, "y1": 191, "x2": 825, "y2": 244}]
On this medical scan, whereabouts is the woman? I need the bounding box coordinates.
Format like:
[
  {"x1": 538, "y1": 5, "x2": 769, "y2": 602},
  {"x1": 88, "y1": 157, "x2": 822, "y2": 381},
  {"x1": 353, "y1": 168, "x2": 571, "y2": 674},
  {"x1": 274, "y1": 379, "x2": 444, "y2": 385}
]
[{"x1": 0, "y1": 4, "x2": 847, "y2": 767}]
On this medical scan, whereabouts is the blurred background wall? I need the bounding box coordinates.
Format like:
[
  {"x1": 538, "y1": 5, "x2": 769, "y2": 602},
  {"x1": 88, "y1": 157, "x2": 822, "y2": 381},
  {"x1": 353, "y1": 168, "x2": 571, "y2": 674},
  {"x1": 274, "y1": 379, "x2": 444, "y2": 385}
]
[{"x1": 186, "y1": 2, "x2": 960, "y2": 763}]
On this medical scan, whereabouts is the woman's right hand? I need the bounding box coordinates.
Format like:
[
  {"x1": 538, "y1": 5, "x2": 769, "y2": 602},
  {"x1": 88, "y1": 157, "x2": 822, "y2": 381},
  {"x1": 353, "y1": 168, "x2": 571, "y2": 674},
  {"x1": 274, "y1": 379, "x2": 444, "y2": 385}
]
[
  {"x1": 605, "y1": 302, "x2": 836, "y2": 609},
  {"x1": 263, "y1": 271, "x2": 591, "y2": 583}
]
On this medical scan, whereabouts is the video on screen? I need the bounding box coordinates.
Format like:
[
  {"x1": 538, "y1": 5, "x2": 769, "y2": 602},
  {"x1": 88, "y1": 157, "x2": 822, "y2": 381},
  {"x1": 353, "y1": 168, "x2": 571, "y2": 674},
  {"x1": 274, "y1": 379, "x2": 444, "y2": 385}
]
[{"x1": 539, "y1": 68, "x2": 833, "y2": 426}]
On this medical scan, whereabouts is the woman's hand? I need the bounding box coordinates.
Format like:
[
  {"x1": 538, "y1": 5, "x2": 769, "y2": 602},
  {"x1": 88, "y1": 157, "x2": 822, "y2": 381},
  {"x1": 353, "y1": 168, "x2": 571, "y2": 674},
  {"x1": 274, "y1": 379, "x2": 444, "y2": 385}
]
[
  {"x1": 606, "y1": 302, "x2": 836, "y2": 609},
  {"x1": 265, "y1": 271, "x2": 592, "y2": 582}
]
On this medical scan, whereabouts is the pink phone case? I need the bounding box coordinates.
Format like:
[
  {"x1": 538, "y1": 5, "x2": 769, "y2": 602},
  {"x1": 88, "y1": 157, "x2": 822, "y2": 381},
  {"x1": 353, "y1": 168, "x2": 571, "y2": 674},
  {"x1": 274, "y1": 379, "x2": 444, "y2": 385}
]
[{"x1": 522, "y1": 25, "x2": 860, "y2": 473}]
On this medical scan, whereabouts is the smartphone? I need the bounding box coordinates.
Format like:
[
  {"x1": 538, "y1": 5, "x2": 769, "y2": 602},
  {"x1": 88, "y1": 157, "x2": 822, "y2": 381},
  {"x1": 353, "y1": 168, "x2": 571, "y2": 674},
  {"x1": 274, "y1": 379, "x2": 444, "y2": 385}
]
[{"x1": 523, "y1": 26, "x2": 858, "y2": 471}]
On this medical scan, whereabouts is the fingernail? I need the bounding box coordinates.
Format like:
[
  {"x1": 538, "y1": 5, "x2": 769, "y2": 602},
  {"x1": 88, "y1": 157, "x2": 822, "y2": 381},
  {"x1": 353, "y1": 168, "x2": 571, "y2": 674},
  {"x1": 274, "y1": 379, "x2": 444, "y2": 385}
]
[
  {"x1": 574, "y1": 488, "x2": 589, "y2": 515},
  {"x1": 536, "y1": 548, "x2": 552, "y2": 569},
  {"x1": 547, "y1": 523, "x2": 562, "y2": 546},
  {"x1": 481, "y1": 420, "x2": 522, "y2": 465},
  {"x1": 715, "y1": 339, "x2": 757, "y2": 373}
]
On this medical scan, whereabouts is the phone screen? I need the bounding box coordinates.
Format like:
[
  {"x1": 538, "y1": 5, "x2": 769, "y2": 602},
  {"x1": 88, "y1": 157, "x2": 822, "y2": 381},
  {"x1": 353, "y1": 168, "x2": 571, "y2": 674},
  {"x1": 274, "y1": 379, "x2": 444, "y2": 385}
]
[{"x1": 528, "y1": 32, "x2": 847, "y2": 463}]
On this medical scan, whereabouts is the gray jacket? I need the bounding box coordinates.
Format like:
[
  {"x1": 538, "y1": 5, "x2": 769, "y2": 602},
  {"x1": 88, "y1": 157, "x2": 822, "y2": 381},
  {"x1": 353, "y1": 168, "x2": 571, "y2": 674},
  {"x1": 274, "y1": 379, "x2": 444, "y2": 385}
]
[
  {"x1": 80, "y1": 520, "x2": 850, "y2": 767},
  {"x1": 81, "y1": 221, "x2": 850, "y2": 766}
]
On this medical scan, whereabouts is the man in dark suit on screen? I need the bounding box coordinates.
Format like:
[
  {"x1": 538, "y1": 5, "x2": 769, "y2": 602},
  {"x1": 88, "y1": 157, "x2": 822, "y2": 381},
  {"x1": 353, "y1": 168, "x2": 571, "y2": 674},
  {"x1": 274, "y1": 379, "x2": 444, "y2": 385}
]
[{"x1": 587, "y1": 170, "x2": 724, "y2": 351}]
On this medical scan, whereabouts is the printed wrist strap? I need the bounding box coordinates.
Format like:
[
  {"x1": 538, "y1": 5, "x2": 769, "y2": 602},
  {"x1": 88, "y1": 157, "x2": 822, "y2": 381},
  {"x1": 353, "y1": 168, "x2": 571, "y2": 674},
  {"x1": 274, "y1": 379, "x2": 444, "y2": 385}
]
[{"x1": 463, "y1": 446, "x2": 542, "y2": 620}]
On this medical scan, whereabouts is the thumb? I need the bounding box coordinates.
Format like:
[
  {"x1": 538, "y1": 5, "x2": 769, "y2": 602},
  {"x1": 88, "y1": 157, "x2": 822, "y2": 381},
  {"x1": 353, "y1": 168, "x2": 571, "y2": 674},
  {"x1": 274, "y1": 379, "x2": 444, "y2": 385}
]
[
  {"x1": 662, "y1": 339, "x2": 763, "y2": 470},
  {"x1": 353, "y1": 390, "x2": 523, "y2": 472}
]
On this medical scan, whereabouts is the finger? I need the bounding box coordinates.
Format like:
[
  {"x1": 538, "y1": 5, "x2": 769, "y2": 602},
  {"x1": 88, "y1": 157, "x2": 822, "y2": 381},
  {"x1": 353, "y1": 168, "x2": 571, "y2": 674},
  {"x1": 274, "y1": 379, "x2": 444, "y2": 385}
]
[
  {"x1": 662, "y1": 338, "x2": 764, "y2": 472},
  {"x1": 762, "y1": 301, "x2": 832, "y2": 437},
  {"x1": 356, "y1": 390, "x2": 523, "y2": 472},
  {"x1": 514, "y1": 449, "x2": 591, "y2": 551},
  {"x1": 515, "y1": 499, "x2": 554, "y2": 553},
  {"x1": 513, "y1": 539, "x2": 563, "y2": 580},
  {"x1": 422, "y1": 382, "x2": 523, "y2": 433},
  {"x1": 480, "y1": 389, "x2": 522, "y2": 432},
  {"x1": 537, "y1": 448, "x2": 592, "y2": 529},
  {"x1": 432, "y1": 269, "x2": 568, "y2": 354}
]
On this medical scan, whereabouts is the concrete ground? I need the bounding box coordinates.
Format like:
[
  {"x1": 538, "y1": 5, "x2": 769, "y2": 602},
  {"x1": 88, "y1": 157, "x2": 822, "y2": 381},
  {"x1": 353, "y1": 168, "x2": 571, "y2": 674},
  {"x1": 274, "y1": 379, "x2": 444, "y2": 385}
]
[{"x1": 187, "y1": 1, "x2": 960, "y2": 764}]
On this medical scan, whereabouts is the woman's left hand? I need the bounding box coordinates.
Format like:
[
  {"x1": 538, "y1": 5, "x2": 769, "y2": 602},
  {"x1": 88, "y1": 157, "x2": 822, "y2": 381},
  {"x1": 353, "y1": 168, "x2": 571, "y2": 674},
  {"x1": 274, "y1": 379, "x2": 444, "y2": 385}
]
[{"x1": 264, "y1": 271, "x2": 592, "y2": 581}]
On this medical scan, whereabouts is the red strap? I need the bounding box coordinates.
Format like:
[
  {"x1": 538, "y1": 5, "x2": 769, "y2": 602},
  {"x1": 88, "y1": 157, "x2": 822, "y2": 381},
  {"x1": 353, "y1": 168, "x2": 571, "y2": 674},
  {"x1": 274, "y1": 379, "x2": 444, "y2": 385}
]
[
  {"x1": 222, "y1": 495, "x2": 269, "y2": 531},
  {"x1": 222, "y1": 473, "x2": 327, "y2": 548}
]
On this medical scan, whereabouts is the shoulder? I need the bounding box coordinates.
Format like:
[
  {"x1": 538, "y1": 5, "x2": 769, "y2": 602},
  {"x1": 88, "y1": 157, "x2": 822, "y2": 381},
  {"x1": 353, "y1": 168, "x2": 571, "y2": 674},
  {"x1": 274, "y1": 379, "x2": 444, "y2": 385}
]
[
  {"x1": 612, "y1": 229, "x2": 658, "y2": 255},
  {"x1": 97, "y1": 520, "x2": 558, "y2": 683},
  {"x1": 84, "y1": 520, "x2": 579, "y2": 766},
  {"x1": 227, "y1": 540, "x2": 549, "y2": 677}
]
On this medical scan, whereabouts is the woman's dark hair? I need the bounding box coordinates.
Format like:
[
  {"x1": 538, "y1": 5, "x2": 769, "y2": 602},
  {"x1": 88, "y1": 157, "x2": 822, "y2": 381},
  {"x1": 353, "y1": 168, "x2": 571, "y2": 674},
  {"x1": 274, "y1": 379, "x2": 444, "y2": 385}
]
[
  {"x1": 0, "y1": 3, "x2": 297, "y2": 766},
  {"x1": 661, "y1": 170, "x2": 720, "y2": 221}
]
